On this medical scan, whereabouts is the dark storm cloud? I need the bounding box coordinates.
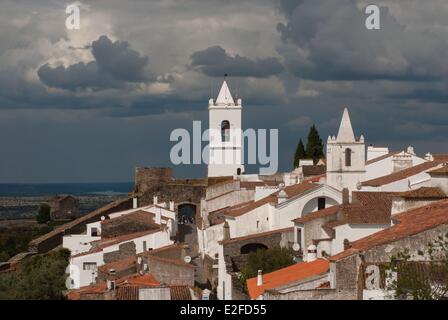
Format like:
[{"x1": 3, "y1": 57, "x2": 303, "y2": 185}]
[
  {"x1": 38, "y1": 36, "x2": 149, "y2": 91},
  {"x1": 191, "y1": 45, "x2": 284, "y2": 78},
  {"x1": 276, "y1": 0, "x2": 448, "y2": 82}
]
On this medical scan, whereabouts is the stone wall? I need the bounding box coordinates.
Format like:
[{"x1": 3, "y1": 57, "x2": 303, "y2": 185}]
[
  {"x1": 223, "y1": 229, "x2": 294, "y2": 272},
  {"x1": 29, "y1": 197, "x2": 133, "y2": 253},
  {"x1": 103, "y1": 242, "x2": 136, "y2": 264},
  {"x1": 264, "y1": 288, "x2": 355, "y2": 300},
  {"x1": 139, "y1": 255, "x2": 194, "y2": 286},
  {"x1": 333, "y1": 223, "x2": 448, "y2": 299}
]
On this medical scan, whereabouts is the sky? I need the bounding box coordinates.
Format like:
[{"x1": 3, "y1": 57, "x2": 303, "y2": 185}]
[{"x1": 0, "y1": 0, "x2": 447, "y2": 183}]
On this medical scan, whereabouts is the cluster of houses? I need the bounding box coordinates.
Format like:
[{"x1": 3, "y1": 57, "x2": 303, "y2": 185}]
[{"x1": 62, "y1": 80, "x2": 448, "y2": 300}]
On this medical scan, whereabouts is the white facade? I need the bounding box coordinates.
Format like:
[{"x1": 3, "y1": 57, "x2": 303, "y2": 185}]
[
  {"x1": 365, "y1": 150, "x2": 426, "y2": 181},
  {"x1": 327, "y1": 108, "x2": 366, "y2": 193},
  {"x1": 208, "y1": 80, "x2": 244, "y2": 177},
  {"x1": 68, "y1": 229, "x2": 172, "y2": 289},
  {"x1": 226, "y1": 185, "x2": 341, "y2": 240}
]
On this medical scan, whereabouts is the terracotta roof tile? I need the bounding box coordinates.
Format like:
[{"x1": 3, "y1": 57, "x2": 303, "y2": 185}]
[
  {"x1": 102, "y1": 210, "x2": 168, "y2": 227},
  {"x1": 72, "y1": 228, "x2": 162, "y2": 257},
  {"x1": 170, "y1": 285, "x2": 192, "y2": 300},
  {"x1": 330, "y1": 199, "x2": 448, "y2": 262},
  {"x1": 397, "y1": 187, "x2": 446, "y2": 199},
  {"x1": 98, "y1": 257, "x2": 136, "y2": 274},
  {"x1": 116, "y1": 285, "x2": 139, "y2": 300},
  {"x1": 433, "y1": 154, "x2": 448, "y2": 162},
  {"x1": 428, "y1": 165, "x2": 448, "y2": 176},
  {"x1": 293, "y1": 205, "x2": 340, "y2": 224},
  {"x1": 361, "y1": 161, "x2": 440, "y2": 187},
  {"x1": 30, "y1": 197, "x2": 132, "y2": 246},
  {"x1": 246, "y1": 259, "x2": 330, "y2": 299},
  {"x1": 301, "y1": 165, "x2": 326, "y2": 177}
]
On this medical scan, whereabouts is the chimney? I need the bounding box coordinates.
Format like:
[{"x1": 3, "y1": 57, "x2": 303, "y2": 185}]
[
  {"x1": 133, "y1": 197, "x2": 138, "y2": 209},
  {"x1": 307, "y1": 245, "x2": 317, "y2": 262},
  {"x1": 343, "y1": 239, "x2": 351, "y2": 250},
  {"x1": 169, "y1": 201, "x2": 175, "y2": 211},
  {"x1": 155, "y1": 207, "x2": 161, "y2": 225},
  {"x1": 223, "y1": 221, "x2": 230, "y2": 241},
  {"x1": 153, "y1": 196, "x2": 158, "y2": 205},
  {"x1": 257, "y1": 270, "x2": 263, "y2": 286},
  {"x1": 342, "y1": 188, "x2": 350, "y2": 205},
  {"x1": 277, "y1": 190, "x2": 288, "y2": 204}
]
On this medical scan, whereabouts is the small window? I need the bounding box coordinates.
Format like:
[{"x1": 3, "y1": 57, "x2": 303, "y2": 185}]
[
  {"x1": 143, "y1": 241, "x2": 147, "y2": 252},
  {"x1": 256, "y1": 220, "x2": 260, "y2": 229},
  {"x1": 91, "y1": 227, "x2": 98, "y2": 237},
  {"x1": 83, "y1": 262, "x2": 97, "y2": 271},
  {"x1": 221, "y1": 120, "x2": 230, "y2": 142},
  {"x1": 318, "y1": 197, "x2": 326, "y2": 210},
  {"x1": 345, "y1": 148, "x2": 352, "y2": 167}
]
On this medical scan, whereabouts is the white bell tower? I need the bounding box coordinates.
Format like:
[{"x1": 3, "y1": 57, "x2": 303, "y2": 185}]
[
  {"x1": 326, "y1": 108, "x2": 365, "y2": 192},
  {"x1": 207, "y1": 79, "x2": 244, "y2": 177}
]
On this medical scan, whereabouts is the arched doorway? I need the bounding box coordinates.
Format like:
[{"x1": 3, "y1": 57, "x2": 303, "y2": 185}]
[
  {"x1": 177, "y1": 203, "x2": 197, "y2": 245},
  {"x1": 178, "y1": 203, "x2": 197, "y2": 225},
  {"x1": 240, "y1": 243, "x2": 268, "y2": 254}
]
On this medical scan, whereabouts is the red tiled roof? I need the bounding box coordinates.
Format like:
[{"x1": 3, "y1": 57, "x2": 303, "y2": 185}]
[
  {"x1": 433, "y1": 154, "x2": 448, "y2": 162},
  {"x1": 397, "y1": 187, "x2": 446, "y2": 199},
  {"x1": 361, "y1": 161, "x2": 440, "y2": 187},
  {"x1": 67, "y1": 282, "x2": 108, "y2": 300},
  {"x1": 330, "y1": 199, "x2": 448, "y2": 262},
  {"x1": 98, "y1": 256, "x2": 136, "y2": 274},
  {"x1": 428, "y1": 165, "x2": 448, "y2": 176},
  {"x1": 116, "y1": 286, "x2": 139, "y2": 300},
  {"x1": 170, "y1": 285, "x2": 192, "y2": 300},
  {"x1": 102, "y1": 210, "x2": 168, "y2": 226},
  {"x1": 293, "y1": 205, "x2": 340, "y2": 224},
  {"x1": 72, "y1": 228, "x2": 162, "y2": 257},
  {"x1": 302, "y1": 165, "x2": 326, "y2": 177},
  {"x1": 67, "y1": 274, "x2": 161, "y2": 300},
  {"x1": 29, "y1": 197, "x2": 132, "y2": 246},
  {"x1": 219, "y1": 227, "x2": 293, "y2": 245},
  {"x1": 246, "y1": 259, "x2": 330, "y2": 299},
  {"x1": 124, "y1": 274, "x2": 160, "y2": 287},
  {"x1": 365, "y1": 152, "x2": 399, "y2": 165}
]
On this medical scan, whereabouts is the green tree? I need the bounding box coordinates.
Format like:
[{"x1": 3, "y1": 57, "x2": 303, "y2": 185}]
[
  {"x1": 0, "y1": 249, "x2": 70, "y2": 300},
  {"x1": 387, "y1": 234, "x2": 448, "y2": 300},
  {"x1": 36, "y1": 203, "x2": 51, "y2": 224},
  {"x1": 306, "y1": 125, "x2": 324, "y2": 164},
  {"x1": 293, "y1": 139, "x2": 306, "y2": 168},
  {"x1": 240, "y1": 248, "x2": 295, "y2": 291}
]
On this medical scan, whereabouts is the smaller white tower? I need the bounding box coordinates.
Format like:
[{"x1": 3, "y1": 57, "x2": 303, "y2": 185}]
[
  {"x1": 207, "y1": 79, "x2": 244, "y2": 177},
  {"x1": 326, "y1": 108, "x2": 365, "y2": 192}
]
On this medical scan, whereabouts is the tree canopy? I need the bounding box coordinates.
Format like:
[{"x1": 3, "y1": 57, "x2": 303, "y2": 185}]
[
  {"x1": 0, "y1": 249, "x2": 70, "y2": 300},
  {"x1": 293, "y1": 125, "x2": 325, "y2": 168}
]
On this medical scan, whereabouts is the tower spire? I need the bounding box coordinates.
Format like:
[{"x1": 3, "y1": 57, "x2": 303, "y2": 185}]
[
  {"x1": 336, "y1": 107, "x2": 355, "y2": 142},
  {"x1": 215, "y1": 78, "x2": 234, "y2": 105}
]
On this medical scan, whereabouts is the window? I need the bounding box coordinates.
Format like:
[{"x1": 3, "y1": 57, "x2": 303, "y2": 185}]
[
  {"x1": 256, "y1": 220, "x2": 260, "y2": 229},
  {"x1": 83, "y1": 262, "x2": 97, "y2": 271},
  {"x1": 345, "y1": 148, "x2": 352, "y2": 166},
  {"x1": 143, "y1": 241, "x2": 147, "y2": 251},
  {"x1": 221, "y1": 120, "x2": 230, "y2": 142},
  {"x1": 91, "y1": 227, "x2": 98, "y2": 237},
  {"x1": 318, "y1": 197, "x2": 326, "y2": 210}
]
